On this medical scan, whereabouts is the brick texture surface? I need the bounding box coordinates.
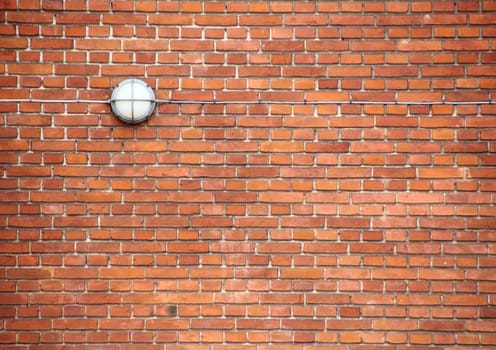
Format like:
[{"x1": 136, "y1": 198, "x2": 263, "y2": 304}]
[{"x1": 1, "y1": 0, "x2": 496, "y2": 348}]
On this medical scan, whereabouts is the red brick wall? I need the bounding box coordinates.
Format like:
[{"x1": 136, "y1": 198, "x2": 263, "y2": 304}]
[{"x1": 1, "y1": 0, "x2": 496, "y2": 348}]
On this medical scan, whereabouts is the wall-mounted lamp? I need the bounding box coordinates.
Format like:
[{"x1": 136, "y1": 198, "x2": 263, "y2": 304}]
[{"x1": 110, "y1": 79, "x2": 156, "y2": 124}]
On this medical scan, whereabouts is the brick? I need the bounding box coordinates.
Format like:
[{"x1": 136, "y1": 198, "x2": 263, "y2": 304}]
[
  {"x1": 352, "y1": 41, "x2": 395, "y2": 51},
  {"x1": 0, "y1": 140, "x2": 29, "y2": 151},
  {"x1": 420, "y1": 320, "x2": 465, "y2": 332},
  {"x1": 259, "y1": 142, "x2": 303, "y2": 153},
  {"x1": 282, "y1": 319, "x2": 325, "y2": 331},
  {"x1": 122, "y1": 141, "x2": 167, "y2": 152},
  {"x1": 8, "y1": 63, "x2": 52, "y2": 75},
  {"x1": 31, "y1": 38, "x2": 73, "y2": 50},
  {"x1": 195, "y1": 15, "x2": 237, "y2": 26},
  {"x1": 7, "y1": 268, "x2": 52, "y2": 279},
  {"x1": 374, "y1": 319, "x2": 418, "y2": 331},
  {"x1": 398, "y1": 40, "x2": 443, "y2": 51},
  {"x1": 331, "y1": 15, "x2": 374, "y2": 25},
  {"x1": 147, "y1": 319, "x2": 190, "y2": 330},
  {"x1": 6, "y1": 319, "x2": 51, "y2": 330},
  {"x1": 7, "y1": 12, "x2": 52, "y2": 23},
  {"x1": 377, "y1": 15, "x2": 422, "y2": 25},
  {"x1": 239, "y1": 15, "x2": 282, "y2": 26},
  {"x1": 280, "y1": 268, "x2": 324, "y2": 279},
  {"x1": 375, "y1": 66, "x2": 418, "y2": 77},
  {"x1": 237, "y1": 319, "x2": 279, "y2": 330},
  {"x1": 0, "y1": 38, "x2": 29, "y2": 49},
  {"x1": 235, "y1": 217, "x2": 278, "y2": 228},
  {"x1": 328, "y1": 66, "x2": 371, "y2": 77},
  {"x1": 76, "y1": 39, "x2": 121, "y2": 50},
  {"x1": 418, "y1": 168, "x2": 465, "y2": 178}
]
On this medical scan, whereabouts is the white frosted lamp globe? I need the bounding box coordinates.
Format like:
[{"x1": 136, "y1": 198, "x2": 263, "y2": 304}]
[{"x1": 110, "y1": 79, "x2": 156, "y2": 124}]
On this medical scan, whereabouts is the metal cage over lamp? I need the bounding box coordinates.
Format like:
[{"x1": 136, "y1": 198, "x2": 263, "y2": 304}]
[{"x1": 110, "y1": 79, "x2": 156, "y2": 124}]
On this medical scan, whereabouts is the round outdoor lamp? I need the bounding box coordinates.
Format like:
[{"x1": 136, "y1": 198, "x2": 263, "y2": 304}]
[{"x1": 110, "y1": 79, "x2": 156, "y2": 124}]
